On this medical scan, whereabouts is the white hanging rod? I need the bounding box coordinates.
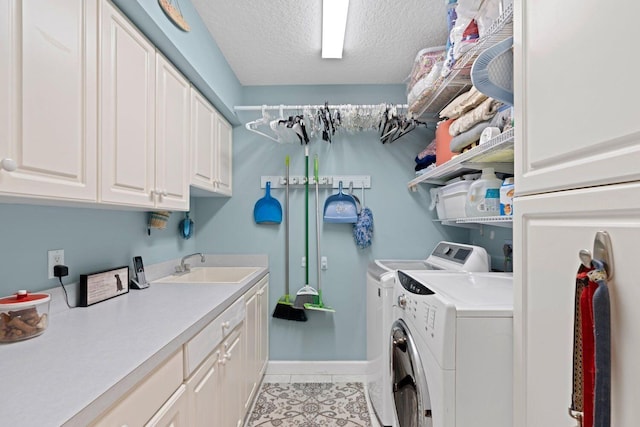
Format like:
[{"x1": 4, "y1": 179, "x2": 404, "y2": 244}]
[{"x1": 235, "y1": 104, "x2": 408, "y2": 112}]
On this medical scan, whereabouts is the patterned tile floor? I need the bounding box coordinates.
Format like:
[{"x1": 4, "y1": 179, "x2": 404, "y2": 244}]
[{"x1": 245, "y1": 375, "x2": 382, "y2": 427}]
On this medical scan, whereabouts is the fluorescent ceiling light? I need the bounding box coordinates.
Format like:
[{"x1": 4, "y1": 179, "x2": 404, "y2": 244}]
[{"x1": 322, "y1": 0, "x2": 349, "y2": 59}]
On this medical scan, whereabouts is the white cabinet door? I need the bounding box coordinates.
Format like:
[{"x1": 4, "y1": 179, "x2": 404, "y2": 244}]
[
  {"x1": 190, "y1": 88, "x2": 233, "y2": 197},
  {"x1": 244, "y1": 288, "x2": 258, "y2": 412},
  {"x1": 215, "y1": 114, "x2": 233, "y2": 196},
  {"x1": 514, "y1": 0, "x2": 640, "y2": 196},
  {"x1": 185, "y1": 350, "x2": 223, "y2": 427},
  {"x1": 0, "y1": 0, "x2": 97, "y2": 201},
  {"x1": 190, "y1": 88, "x2": 216, "y2": 192},
  {"x1": 155, "y1": 54, "x2": 190, "y2": 210},
  {"x1": 221, "y1": 329, "x2": 244, "y2": 427},
  {"x1": 92, "y1": 349, "x2": 184, "y2": 427},
  {"x1": 514, "y1": 182, "x2": 640, "y2": 427},
  {"x1": 145, "y1": 385, "x2": 188, "y2": 427},
  {"x1": 258, "y1": 279, "x2": 269, "y2": 377},
  {"x1": 99, "y1": 0, "x2": 155, "y2": 207}
]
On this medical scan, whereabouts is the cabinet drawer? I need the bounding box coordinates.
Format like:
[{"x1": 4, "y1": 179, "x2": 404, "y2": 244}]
[
  {"x1": 184, "y1": 297, "x2": 245, "y2": 377},
  {"x1": 92, "y1": 349, "x2": 183, "y2": 427}
]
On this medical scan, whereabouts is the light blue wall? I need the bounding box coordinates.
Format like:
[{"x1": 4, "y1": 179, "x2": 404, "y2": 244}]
[
  {"x1": 110, "y1": 0, "x2": 242, "y2": 123},
  {"x1": 194, "y1": 84, "x2": 468, "y2": 361},
  {"x1": 0, "y1": 2, "x2": 512, "y2": 363},
  {"x1": 0, "y1": 202, "x2": 197, "y2": 296}
]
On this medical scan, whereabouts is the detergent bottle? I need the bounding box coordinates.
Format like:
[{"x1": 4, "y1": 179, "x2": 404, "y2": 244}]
[{"x1": 465, "y1": 168, "x2": 502, "y2": 217}]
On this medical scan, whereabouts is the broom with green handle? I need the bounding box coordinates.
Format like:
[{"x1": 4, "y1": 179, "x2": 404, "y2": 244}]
[
  {"x1": 295, "y1": 144, "x2": 318, "y2": 308},
  {"x1": 304, "y1": 155, "x2": 334, "y2": 312},
  {"x1": 273, "y1": 155, "x2": 307, "y2": 321}
]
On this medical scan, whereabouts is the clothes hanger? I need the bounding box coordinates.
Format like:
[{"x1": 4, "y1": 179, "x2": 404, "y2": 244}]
[{"x1": 245, "y1": 105, "x2": 280, "y2": 143}]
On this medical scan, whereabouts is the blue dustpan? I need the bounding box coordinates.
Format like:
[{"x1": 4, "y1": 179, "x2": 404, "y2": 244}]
[
  {"x1": 254, "y1": 181, "x2": 282, "y2": 224},
  {"x1": 323, "y1": 181, "x2": 358, "y2": 223}
]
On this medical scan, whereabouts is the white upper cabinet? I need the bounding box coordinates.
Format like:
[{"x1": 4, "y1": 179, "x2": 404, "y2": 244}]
[
  {"x1": 0, "y1": 0, "x2": 98, "y2": 201},
  {"x1": 515, "y1": 0, "x2": 640, "y2": 196},
  {"x1": 154, "y1": 54, "x2": 190, "y2": 210},
  {"x1": 99, "y1": 0, "x2": 190, "y2": 210},
  {"x1": 99, "y1": 0, "x2": 156, "y2": 208},
  {"x1": 216, "y1": 114, "x2": 233, "y2": 196},
  {"x1": 190, "y1": 88, "x2": 233, "y2": 196}
]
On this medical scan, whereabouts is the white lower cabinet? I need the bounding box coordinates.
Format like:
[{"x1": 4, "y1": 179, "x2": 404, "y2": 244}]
[
  {"x1": 91, "y1": 349, "x2": 184, "y2": 427},
  {"x1": 185, "y1": 349, "x2": 223, "y2": 426},
  {"x1": 243, "y1": 276, "x2": 269, "y2": 412},
  {"x1": 145, "y1": 385, "x2": 188, "y2": 427},
  {"x1": 91, "y1": 276, "x2": 269, "y2": 427},
  {"x1": 221, "y1": 328, "x2": 244, "y2": 427}
]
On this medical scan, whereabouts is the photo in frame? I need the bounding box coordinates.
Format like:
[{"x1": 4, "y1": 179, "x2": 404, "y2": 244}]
[{"x1": 79, "y1": 266, "x2": 129, "y2": 307}]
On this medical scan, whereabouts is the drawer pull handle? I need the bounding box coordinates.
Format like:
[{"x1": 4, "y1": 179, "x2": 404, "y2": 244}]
[{"x1": 222, "y1": 321, "x2": 231, "y2": 329}]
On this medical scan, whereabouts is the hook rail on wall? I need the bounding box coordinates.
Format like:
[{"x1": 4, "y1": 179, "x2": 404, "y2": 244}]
[{"x1": 260, "y1": 175, "x2": 371, "y2": 190}]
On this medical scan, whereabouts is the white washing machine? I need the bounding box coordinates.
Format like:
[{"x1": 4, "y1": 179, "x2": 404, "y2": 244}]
[
  {"x1": 366, "y1": 242, "x2": 490, "y2": 427},
  {"x1": 390, "y1": 270, "x2": 513, "y2": 427}
]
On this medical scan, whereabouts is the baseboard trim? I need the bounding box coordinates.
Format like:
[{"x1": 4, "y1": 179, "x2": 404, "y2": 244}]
[{"x1": 266, "y1": 360, "x2": 368, "y2": 376}]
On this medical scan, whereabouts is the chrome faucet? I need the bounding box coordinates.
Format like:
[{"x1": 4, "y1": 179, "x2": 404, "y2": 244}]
[{"x1": 179, "y1": 252, "x2": 206, "y2": 273}]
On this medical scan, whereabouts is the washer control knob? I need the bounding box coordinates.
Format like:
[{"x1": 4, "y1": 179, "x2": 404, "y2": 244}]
[{"x1": 398, "y1": 294, "x2": 407, "y2": 309}]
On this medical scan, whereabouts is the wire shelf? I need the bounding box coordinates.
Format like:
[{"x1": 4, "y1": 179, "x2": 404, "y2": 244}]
[
  {"x1": 409, "y1": 3, "x2": 514, "y2": 121},
  {"x1": 436, "y1": 215, "x2": 513, "y2": 228},
  {"x1": 409, "y1": 128, "x2": 514, "y2": 188}
]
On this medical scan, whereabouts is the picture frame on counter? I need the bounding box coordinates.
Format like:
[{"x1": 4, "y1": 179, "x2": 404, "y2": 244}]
[{"x1": 79, "y1": 266, "x2": 129, "y2": 307}]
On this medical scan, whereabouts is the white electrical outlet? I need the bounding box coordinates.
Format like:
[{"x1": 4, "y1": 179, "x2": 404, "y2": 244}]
[
  {"x1": 48, "y1": 249, "x2": 65, "y2": 279},
  {"x1": 301, "y1": 256, "x2": 306, "y2": 268},
  {"x1": 321, "y1": 256, "x2": 328, "y2": 270}
]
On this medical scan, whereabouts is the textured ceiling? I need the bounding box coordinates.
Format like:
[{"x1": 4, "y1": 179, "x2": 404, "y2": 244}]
[{"x1": 191, "y1": 0, "x2": 448, "y2": 86}]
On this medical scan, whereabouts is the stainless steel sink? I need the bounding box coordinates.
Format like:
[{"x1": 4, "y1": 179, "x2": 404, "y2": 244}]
[{"x1": 155, "y1": 267, "x2": 261, "y2": 284}]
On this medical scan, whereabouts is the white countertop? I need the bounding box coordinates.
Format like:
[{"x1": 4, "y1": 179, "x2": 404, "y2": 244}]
[{"x1": 0, "y1": 255, "x2": 268, "y2": 427}]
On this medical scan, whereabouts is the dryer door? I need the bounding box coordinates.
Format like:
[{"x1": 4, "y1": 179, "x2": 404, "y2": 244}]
[{"x1": 391, "y1": 319, "x2": 432, "y2": 427}]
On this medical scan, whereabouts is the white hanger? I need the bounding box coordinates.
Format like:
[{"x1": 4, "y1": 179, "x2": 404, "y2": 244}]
[{"x1": 245, "y1": 105, "x2": 280, "y2": 143}]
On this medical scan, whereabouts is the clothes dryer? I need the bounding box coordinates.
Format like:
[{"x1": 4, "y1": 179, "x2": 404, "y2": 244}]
[
  {"x1": 391, "y1": 271, "x2": 513, "y2": 427},
  {"x1": 366, "y1": 242, "x2": 490, "y2": 426}
]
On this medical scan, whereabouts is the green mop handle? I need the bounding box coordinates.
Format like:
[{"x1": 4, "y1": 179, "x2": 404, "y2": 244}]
[
  {"x1": 305, "y1": 145, "x2": 309, "y2": 286},
  {"x1": 285, "y1": 155, "x2": 290, "y2": 299}
]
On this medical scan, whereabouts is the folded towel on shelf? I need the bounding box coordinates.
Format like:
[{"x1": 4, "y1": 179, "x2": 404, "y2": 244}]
[
  {"x1": 439, "y1": 86, "x2": 488, "y2": 120},
  {"x1": 449, "y1": 119, "x2": 492, "y2": 153},
  {"x1": 449, "y1": 97, "x2": 501, "y2": 136},
  {"x1": 416, "y1": 139, "x2": 437, "y2": 161},
  {"x1": 415, "y1": 155, "x2": 436, "y2": 171}
]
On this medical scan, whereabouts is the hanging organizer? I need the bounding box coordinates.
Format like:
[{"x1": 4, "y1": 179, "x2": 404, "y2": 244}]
[
  {"x1": 260, "y1": 175, "x2": 371, "y2": 189},
  {"x1": 569, "y1": 231, "x2": 613, "y2": 427}
]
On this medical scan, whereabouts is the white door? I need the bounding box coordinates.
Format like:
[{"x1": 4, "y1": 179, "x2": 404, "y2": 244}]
[
  {"x1": 100, "y1": 0, "x2": 155, "y2": 207},
  {"x1": 0, "y1": 0, "x2": 97, "y2": 201},
  {"x1": 190, "y1": 89, "x2": 216, "y2": 192},
  {"x1": 155, "y1": 54, "x2": 190, "y2": 210},
  {"x1": 514, "y1": 182, "x2": 640, "y2": 426},
  {"x1": 216, "y1": 114, "x2": 233, "y2": 196},
  {"x1": 514, "y1": 0, "x2": 640, "y2": 196}
]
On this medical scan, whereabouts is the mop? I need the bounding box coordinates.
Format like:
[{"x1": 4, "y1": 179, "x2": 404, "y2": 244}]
[
  {"x1": 294, "y1": 145, "x2": 319, "y2": 308},
  {"x1": 273, "y1": 156, "x2": 307, "y2": 321},
  {"x1": 304, "y1": 155, "x2": 335, "y2": 313}
]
